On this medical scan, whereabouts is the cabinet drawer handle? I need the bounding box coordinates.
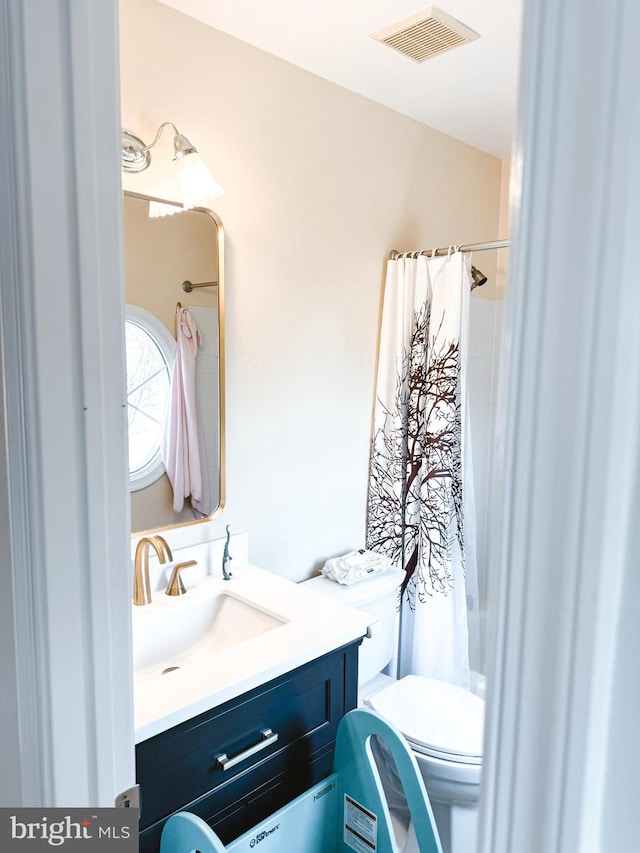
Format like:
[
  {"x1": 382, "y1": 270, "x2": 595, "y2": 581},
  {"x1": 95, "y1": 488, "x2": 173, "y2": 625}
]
[{"x1": 215, "y1": 729, "x2": 279, "y2": 771}]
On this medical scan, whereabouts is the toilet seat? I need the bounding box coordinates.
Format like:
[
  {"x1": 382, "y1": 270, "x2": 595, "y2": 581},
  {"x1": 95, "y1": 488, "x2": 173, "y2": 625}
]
[{"x1": 367, "y1": 675, "x2": 484, "y2": 766}]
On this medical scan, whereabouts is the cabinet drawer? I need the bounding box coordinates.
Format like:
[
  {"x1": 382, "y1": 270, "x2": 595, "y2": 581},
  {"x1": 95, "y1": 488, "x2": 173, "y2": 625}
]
[
  {"x1": 136, "y1": 642, "x2": 358, "y2": 831},
  {"x1": 139, "y1": 740, "x2": 335, "y2": 853}
]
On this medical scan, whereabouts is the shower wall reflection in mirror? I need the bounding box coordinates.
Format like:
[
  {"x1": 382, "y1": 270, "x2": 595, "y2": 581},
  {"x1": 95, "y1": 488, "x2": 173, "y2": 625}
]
[{"x1": 123, "y1": 192, "x2": 225, "y2": 535}]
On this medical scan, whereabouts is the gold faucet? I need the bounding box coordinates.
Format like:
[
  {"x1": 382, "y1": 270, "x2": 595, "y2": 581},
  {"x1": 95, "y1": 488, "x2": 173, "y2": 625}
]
[{"x1": 133, "y1": 535, "x2": 173, "y2": 606}]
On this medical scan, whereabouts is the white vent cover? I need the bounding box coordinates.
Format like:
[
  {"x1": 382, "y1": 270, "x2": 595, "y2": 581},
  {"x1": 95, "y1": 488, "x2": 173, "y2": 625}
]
[{"x1": 370, "y1": 6, "x2": 479, "y2": 64}]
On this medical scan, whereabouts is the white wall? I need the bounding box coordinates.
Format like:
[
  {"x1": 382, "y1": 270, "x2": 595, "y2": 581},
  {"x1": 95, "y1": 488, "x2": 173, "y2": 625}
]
[{"x1": 119, "y1": 0, "x2": 503, "y2": 581}]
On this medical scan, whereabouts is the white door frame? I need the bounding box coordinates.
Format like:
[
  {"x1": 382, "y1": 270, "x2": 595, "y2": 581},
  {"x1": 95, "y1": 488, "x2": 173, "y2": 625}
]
[
  {"x1": 481, "y1": 0, "x2": 640, "y2": 850},
  {"x1": 0, "y1": 0, "x2": 134, "y2": 805}
]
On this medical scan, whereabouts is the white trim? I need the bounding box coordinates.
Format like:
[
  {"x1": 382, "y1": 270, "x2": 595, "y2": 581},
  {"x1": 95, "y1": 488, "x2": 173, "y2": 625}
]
[
  {"x1": 481, "y1": 0, "x2": 640, "y2": 851},
  {"x1": 0, "y1": 1, "x2": 47, "y2": 804},
  {"x1": 0, "y1": 0, "x2": 134, "y2": 806}
]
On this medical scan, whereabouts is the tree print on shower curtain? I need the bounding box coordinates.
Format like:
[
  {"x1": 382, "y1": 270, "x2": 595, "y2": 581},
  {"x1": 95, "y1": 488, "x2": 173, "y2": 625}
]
[
  {"x1": 368, "y1": 304, "x2": 464, "y2": 602},
  {"x1": 366, "y1": 252, "x2": 476, "y2": 688}
]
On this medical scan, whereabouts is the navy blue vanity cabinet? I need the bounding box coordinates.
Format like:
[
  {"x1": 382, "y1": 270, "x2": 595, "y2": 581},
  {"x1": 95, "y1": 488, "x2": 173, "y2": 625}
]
[{"x1": 136, "y1": 640, "x2": 361, "y2": 853}]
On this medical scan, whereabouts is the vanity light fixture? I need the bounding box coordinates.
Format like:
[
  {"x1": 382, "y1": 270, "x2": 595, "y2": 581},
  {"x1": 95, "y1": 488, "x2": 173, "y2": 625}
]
[{"x1": 121, "y1": 122, "x2": 225, "y2": 212}]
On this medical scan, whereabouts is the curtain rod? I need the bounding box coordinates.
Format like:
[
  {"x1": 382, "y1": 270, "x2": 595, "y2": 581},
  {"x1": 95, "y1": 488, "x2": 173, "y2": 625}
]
[
  {"x1": 181, "y1": 279, "x2": 218, "y2": 293},
  {"x1": 388, "y1": 239, "x2": 510, "y2": 260}
]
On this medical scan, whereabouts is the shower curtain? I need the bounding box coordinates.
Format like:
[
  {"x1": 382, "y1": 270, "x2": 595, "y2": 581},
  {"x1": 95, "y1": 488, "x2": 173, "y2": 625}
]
[{"x1": 366, "y1": 251, "x2": 478, "y2": 689}]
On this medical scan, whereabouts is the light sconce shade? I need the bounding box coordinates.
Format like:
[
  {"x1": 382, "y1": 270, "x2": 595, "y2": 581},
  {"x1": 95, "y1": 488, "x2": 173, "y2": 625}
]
[
  {"x1": 121, "y1": 123, "x2": 225, "y2": 210},
  {"x1": 176, "y1": 150, "x2": 225, "y2": 209}
]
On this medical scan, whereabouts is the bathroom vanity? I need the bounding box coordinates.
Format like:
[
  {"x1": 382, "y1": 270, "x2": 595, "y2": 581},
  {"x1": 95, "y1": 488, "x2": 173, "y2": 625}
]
[
  {"x1": 131, "y1": 563, "x2": 372, "y2": 852},
  {"x1": 137, "y1": 641, "x2": 359, "y2": 852}
]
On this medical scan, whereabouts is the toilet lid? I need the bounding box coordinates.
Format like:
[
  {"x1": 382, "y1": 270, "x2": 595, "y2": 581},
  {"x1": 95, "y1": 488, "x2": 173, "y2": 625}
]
[{"x1": 368, "y1": 675, "x2": 484, "y2": 765}]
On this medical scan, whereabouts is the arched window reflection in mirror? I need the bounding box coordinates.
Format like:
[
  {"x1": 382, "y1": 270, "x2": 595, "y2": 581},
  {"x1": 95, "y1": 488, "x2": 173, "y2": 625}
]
[{"x1": 125, "y1": 305, "x2": 175, "y2": 491}]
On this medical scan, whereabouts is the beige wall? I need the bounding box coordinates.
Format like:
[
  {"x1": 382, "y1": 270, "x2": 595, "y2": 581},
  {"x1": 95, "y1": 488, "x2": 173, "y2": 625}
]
[
  {"x1": 119, "y1": 0, "x2": 503, "y2": 581},
  {"x1": 123, "y1": 196, "x2": 217, "y2": 332}
]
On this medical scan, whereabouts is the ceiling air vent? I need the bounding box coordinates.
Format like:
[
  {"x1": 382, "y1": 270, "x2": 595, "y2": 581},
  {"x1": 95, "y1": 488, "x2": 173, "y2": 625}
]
[{"x1": 370, "y1": 6, "x2": 479, "y2": 64}]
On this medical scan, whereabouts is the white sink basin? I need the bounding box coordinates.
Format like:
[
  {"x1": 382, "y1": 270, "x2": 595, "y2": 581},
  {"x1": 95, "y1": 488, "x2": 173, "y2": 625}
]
[
  {"x1": 131, "y1": 564, "x2": 374, "y2": 743},
  {"x1": 132, "y1": 590, "x2": 288, "y2": 676}
]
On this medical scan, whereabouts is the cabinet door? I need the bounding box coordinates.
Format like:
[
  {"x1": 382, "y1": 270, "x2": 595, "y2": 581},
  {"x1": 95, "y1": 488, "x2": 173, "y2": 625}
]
[
  {"x1": 139, "y1": 741, "x2": 335, "y2": 853},
  {"x1": 137, "y1": 641, "x2": 360, "y2": 852}
]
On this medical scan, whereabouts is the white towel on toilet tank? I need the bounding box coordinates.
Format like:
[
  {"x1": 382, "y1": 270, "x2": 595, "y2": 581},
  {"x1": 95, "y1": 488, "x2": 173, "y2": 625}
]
[{"x1": 321, "y1": 549, "x2": 390, "y2": 585}]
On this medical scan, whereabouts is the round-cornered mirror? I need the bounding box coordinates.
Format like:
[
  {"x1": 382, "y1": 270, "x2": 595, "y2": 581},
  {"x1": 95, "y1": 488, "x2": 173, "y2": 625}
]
[{"x1": 123, "y1": 191, "x2": 225, "y2": 534}]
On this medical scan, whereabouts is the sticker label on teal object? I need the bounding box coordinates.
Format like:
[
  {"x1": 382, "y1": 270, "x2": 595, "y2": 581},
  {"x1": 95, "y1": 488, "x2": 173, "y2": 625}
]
[{"x1": 344, "y1": 794, "x2": 377, "y2": 852}]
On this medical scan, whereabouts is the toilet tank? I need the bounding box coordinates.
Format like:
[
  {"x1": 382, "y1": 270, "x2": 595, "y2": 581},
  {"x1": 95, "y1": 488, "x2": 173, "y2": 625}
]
[{"x1": 300, "y1": 568, "x2": 405, "y2": 687}]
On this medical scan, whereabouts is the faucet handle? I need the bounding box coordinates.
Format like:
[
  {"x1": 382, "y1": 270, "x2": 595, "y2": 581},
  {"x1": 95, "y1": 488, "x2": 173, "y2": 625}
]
[{"x1": 166, "y1": 560, "x2": 197, "y2": 597}]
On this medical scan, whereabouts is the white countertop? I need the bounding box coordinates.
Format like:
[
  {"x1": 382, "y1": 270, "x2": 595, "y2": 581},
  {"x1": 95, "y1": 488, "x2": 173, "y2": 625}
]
[{"x1": 133, "y1": 564, "x2": 372, "y2": 743}]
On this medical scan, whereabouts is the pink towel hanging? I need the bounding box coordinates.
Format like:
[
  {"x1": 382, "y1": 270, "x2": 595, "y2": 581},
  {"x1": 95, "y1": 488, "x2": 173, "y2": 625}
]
[{"x1": 161, "y1": 307, "x2": 210, "y2": 518}]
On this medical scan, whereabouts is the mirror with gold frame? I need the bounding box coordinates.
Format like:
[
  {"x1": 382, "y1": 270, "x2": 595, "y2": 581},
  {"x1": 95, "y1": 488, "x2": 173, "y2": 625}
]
[{"x1": 123, "y1": 191, "x2": 225, "y2": 535}]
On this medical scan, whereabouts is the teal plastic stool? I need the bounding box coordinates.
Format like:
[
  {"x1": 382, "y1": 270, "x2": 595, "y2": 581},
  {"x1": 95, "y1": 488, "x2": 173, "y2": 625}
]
[{"x1": 160, "y1": 707, "x2": 442, "y2": 853}]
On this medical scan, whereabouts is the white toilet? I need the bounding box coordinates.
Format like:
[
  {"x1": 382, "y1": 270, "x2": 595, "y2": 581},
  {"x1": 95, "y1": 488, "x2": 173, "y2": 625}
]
[{"x1": 301, "y1": 568, "x2": 485, "y2": 853}]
